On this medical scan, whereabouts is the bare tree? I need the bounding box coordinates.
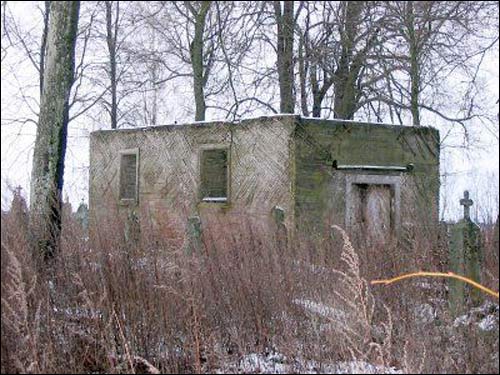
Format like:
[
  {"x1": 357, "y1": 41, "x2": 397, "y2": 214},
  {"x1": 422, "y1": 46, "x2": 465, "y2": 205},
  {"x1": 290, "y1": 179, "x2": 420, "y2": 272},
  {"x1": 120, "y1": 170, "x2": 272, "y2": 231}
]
[
  {"x1": 296, "y1": 1, "x2": 386, "y2": 119},
  {"x1": 333, "y1": 1, "x2": 378, "y2": 119},
  {"x1": 210, "y1": 1, "x2": 267, "y2": 119},
  {"x1": 138, "y1": 1, "x2": 262, "y2": 122},
  {"x1": 39, "y1": 1, "x2": 50, "y2": 96},
  {"x1": 1, "y1": 1, "x2": 52, "y2": 132},
  {"x1": 105, "y1": 0, "x2": 119, "y2": 129},
  {"x1": 187, "y1": 1, "x2": 212, "y2": 121},
  {"x1": 84, "y1": 1, "x2": 148, "y2": 128},
  {"x1": 380, "y1": 1, "x2": 499, "y2": 128},
  {"x1": 1, "y1": 1, "x2": 50, "y2": 94},
  {"x1": 273, "y1": 0, "x2": 295, "y2": 113},
  {"x1": 297, "y1": 1, "x2": 337, "y2": 117},
  {"x1": 133, "y1": 2, "x2": 216, "y2": 122},
  {"x1": 1, "y1": 1, "x2": 102, "y2": 129},
  {"x1": 29, "y1": 1, "x2": 80, "y2": 259}
]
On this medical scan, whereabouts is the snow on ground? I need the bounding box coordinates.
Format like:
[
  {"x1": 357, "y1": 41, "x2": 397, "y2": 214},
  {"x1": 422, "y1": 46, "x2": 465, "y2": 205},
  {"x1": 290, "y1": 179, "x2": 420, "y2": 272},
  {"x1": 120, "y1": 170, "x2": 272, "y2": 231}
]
[
  {"x1": 453, "y1": 301, "x2": 499, "y2": 332},
  {"x1": 293, "y1": 299, "x2": 347, "y2": 321},
  {"x1": 478, "y1": 313, "x2": 498, "y2": 331},
  {"x1": 216, "y1": 352, "x2": 402, "y2": 374},
  {"x1": 413, "y1": 303, "x2": 437, "y2": 324},
  {"x1": 215, "y1": 300, "x2": 403, "y2": 374}
]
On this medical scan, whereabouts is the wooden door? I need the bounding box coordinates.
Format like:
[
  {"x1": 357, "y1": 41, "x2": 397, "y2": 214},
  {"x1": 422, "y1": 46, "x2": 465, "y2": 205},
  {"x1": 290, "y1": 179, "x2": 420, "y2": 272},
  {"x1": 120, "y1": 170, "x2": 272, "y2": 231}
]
[{"x1": 353, "y1": 184, "x2": 393, "y2": 246}]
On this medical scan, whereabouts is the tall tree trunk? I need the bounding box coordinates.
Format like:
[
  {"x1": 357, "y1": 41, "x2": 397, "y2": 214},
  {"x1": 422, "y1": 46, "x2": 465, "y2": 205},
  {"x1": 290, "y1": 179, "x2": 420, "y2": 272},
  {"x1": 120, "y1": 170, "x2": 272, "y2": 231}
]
[
  {"x1": 334, "y1": 1, "x2": 362, "y2": 119},
  {"x1": 105, "y1": 0, "x2": 119, "y2": 129},
  {"x1": 299, "y1": 8, "x2": 334, "y2": 119},
  {"x1": 274, "y1": 1, "x2": 295, "y2": 113},
  {"x1": 298, "y1": 31, "x2": 309, "y2": 117},
  {"x1": 30, "y1": 1, "x2": 80, "y2": 260},
  {"x1": 150, "y1": 55, "x2": 159, "y2": 126},
  {"x1": 190, "y1": 2, "x2": 211, "y2": 121},
  {"x1": 311, "y1": 72, "x2": 335, "y2": 118},
  {"x1": 407, "y1": 1, "x2": 421, "y2": 126},
  {"x1": 39, "y1": 1, "x2": 50, "y2": 96},
  {"x1": 312, "y1": 91, "x2": 323, "y2": 118}
]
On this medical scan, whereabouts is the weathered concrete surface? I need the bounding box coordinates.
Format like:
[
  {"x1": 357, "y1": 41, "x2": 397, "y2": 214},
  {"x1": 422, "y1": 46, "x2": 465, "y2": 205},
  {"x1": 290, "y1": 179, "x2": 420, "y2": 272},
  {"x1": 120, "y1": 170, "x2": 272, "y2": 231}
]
[
  {"x1": 294, "y1": 119, "x2": 440, "y2": 241},
  {"x1": 89, "y1": 115, "x2": 440, "y2": 255},
  {"x1": 90, "y1": 116, "x2": 296, "y2": 250}
]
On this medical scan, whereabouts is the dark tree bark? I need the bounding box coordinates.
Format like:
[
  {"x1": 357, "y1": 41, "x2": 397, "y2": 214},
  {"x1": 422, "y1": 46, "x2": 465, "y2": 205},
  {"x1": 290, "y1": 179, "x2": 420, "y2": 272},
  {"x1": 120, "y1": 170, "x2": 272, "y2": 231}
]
[
  {"x1": 29, "y1": 1, "x2": 80, "y2": 260},
  {"x1": 298, "y1": 29, "x2": 309, "y2": 116},
  {"x1": 297, "y1": 4, "x2": 329, "y2": 118},
  {"x1": 380, "y1": 1, "x2": 497, "y2": 128},
  {"x1": 297, "y1": 1, "x2": 381, "y2": 119},
  {"x1": 188, "y1": 1, "x2": 211, "y2": 121},
  {"x1": 105, "y1": 0, "x2": 119, "y2": 129},
  {"x1": 333, "y1": 1, "x2": 363, "y2": 119},
  {"x1": 39, "y1": 1, "x2": 50, "y2": 96},
  {"x1": 274, "y1": 0, "x2": 295, "y2": 113},
  {"x1": 406, "y1": 1, "x2": 420, "y2": 126}
]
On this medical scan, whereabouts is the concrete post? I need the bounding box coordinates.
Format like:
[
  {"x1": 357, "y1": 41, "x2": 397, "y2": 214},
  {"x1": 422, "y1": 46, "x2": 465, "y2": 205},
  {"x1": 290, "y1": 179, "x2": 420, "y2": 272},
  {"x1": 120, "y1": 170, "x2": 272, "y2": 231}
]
[
  {"x1": 125, "y1": 209, "x2": 140, "y2": 245},
  {"x1": 449, "y1": 191, "x2": 482, "y2": 315},
  {"x1": 272, "y1": 206, "x2": 287, "y2": 251},
  {"x1": 186, "y1": 216, "x2": 202, "y2": 255}
]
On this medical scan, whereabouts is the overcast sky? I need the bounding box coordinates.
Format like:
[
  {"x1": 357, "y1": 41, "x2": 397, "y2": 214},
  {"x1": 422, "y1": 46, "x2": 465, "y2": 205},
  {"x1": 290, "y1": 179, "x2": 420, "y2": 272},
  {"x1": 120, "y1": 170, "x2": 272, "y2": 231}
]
[{"x1": 1, "y1": 2, "x2": 498, "y2": 222}]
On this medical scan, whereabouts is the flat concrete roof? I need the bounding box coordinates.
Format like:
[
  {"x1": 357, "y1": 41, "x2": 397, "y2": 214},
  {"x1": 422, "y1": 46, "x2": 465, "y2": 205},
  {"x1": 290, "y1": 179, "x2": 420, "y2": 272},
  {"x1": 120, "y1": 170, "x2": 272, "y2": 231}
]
[{"x1": 90, "y1": 114, "x2": 438, "y2": 136}]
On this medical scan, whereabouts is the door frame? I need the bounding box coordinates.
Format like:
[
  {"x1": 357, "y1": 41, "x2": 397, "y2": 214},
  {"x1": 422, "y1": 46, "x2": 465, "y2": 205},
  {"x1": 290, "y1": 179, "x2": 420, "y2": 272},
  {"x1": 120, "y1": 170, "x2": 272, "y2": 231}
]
[{"x1": 345, "y1": 174, "x2": 401, "y2": 236}]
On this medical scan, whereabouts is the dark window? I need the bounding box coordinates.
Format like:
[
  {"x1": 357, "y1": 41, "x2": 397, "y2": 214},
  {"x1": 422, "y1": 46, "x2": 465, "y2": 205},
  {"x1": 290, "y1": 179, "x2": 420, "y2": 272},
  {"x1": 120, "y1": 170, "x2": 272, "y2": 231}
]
[
  {"x1": 119, "y1": 153, "x2": 137, "y2": 200},
  {"x1": 200, "y1": 148, "x2": 228, "y2": 201}
]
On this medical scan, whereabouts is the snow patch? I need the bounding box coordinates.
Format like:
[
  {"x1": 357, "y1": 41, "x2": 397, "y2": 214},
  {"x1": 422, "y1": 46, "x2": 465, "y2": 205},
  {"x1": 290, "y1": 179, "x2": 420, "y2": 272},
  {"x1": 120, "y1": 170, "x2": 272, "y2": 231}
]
[
  {"x1": 453, "y1": 302, "x2": 499, "y2": 332},
  {"x1": 293, "y1": 299, "x2": 347, "y2": 320},
  {"x1": 95, "y1": 113, "x2": 428, "y2": 134},
  {"x1": 414, "y1": 303, "x2": 437, "y2": 324},
  {"x1": 478, "y1": 314, "x2": 497, "y2": 332},
  {"x1": 216, "y1": 352, "x2": 402, "y2": 374}
]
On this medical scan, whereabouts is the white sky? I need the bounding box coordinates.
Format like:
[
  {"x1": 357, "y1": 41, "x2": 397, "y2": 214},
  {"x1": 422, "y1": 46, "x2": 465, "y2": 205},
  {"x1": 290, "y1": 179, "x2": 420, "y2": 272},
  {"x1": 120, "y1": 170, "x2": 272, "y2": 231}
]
[{"x1": 1, "y1": 2, "x2": 499, "y2": 223}]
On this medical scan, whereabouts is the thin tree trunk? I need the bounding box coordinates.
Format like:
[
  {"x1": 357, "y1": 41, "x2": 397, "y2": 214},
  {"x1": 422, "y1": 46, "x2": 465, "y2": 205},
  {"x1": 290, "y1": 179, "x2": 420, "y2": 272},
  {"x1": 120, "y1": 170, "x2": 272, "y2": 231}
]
[
  {"x1": 151, "y1": 54, "x2": 159, "y2": 126},
  {"x1": 407, "y1": 1, "x2": 421, "y2": 126},
  {"x1": 298, "y1": 32, "x2": 309, "y2": 116},
  {"x1": 30, "y1": 1, "x2": 80, "y2": 260},
  {"x1": 274, "y1": 1, "x2": 295, "y2": 113},
  {"x1": 334, "y1": 1, "x2": 362, "y2": 120},
  {"x1": 190, "y1": 2, "x2": 211, "y2": 121},
  {"x1": 334, "y1": 63, "x2": 361, "y2": 119},
  {"x1": 39, "y1": 1, "x2": 50, "y2": 96},
  {"x1": 311, "y1": 72, "x2": 334, "y2": 118},
  {"x1": 106, "y1": 0, "x2": 118, "y2": 129},
  {"x1": 312, "y1": 92, "x2": 322, "y2": 118}
]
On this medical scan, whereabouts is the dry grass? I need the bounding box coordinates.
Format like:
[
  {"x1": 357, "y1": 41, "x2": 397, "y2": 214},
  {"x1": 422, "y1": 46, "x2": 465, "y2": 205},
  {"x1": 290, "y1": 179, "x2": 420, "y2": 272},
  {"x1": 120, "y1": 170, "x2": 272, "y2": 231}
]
[{"x1": 1, "y1": 192, "x2": 498, "y2": 374}]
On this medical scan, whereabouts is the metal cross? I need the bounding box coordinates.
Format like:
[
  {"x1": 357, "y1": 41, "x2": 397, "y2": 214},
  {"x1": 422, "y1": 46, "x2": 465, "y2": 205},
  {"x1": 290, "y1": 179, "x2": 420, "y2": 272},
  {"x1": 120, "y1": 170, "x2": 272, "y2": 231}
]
[{"x1": 460, "y1": 190, "x2": 473, "y2": 220}]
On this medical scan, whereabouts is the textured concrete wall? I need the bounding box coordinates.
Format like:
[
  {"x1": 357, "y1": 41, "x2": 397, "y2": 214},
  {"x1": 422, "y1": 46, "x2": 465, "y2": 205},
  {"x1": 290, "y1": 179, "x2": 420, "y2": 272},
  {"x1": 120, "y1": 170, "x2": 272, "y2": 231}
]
[
  {"x1": 90, "y1": 116, "x2": 439, "y2": 253},
  {"x1": 294, "y1": 119, "x2": 440, "y2": 243},
  {"x1": 89, "y1": 116, "x2": 296, "y2": 249}
]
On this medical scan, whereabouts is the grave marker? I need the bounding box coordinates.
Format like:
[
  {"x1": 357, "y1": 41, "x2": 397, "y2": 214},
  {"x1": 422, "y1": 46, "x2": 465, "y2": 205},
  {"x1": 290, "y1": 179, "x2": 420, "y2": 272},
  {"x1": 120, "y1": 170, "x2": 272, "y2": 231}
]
[{"x1": 449, "y1": 191, "x2": 482, "y2": 315}]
